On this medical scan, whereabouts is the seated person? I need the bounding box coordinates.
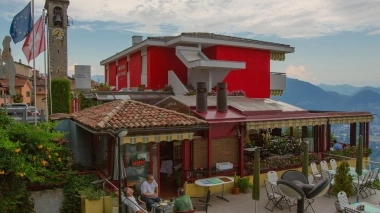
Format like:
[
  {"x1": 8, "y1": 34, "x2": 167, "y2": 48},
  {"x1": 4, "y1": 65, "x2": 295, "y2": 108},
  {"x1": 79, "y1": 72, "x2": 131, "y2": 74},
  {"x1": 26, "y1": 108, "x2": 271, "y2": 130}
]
[
  {"x1": 114, "y1": 187, "x2": 144, "y2": 213},
  {"x1": 141, "y1": 174, "x2": 161, "y2": 212},
  {"x1": 173, "y1": 187, "x2": 193, "y2": 213},
  {"x1": 333, "y1": 140, "x2": 342, "y2": 150}
]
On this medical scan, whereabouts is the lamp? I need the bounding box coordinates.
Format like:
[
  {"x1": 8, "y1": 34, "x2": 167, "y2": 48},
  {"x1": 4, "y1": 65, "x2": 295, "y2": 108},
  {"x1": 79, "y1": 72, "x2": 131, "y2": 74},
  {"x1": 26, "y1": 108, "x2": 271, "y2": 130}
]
[{"x1": 108, "y1": 128, "x2": 128, "y2": 213}]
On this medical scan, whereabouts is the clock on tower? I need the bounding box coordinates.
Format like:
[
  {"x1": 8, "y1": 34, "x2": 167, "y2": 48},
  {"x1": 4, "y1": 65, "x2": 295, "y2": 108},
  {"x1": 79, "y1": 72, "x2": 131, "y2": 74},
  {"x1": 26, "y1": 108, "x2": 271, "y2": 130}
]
[{"x1": 44, "y1": 0, "x2": 70, "y2": 79}]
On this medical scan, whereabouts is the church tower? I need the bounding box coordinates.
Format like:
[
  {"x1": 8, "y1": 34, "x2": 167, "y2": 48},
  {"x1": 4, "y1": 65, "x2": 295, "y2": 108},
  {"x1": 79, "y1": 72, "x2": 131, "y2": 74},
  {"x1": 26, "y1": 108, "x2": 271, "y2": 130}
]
[{"x1": 44, "y1": 0, "x2": 69, "y2": 79}]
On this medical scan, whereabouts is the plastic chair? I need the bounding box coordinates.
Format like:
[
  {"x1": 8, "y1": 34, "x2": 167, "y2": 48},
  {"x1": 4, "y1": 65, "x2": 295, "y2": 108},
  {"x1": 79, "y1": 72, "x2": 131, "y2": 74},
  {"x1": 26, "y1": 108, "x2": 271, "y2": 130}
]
[
  {"x1": 337, "y1": 191, "x2": 350, "y2": 211},
  {"x1": 192, "y1": 190, "x2": 211, "y2": 213},
  {"x1": 310, "y1": 162, "x2": 322, "y2": 181},
  {"x1": 320, "y1": 160, "x2": 329, "y2": 172},
  {"x1": 176, "y1": 207, "x2": 198, "y2": 213},
  {"x1": 267, "y1": 171, "x2": 279, "y2": 183},
  {"x1": 330, "y1": 159, "x2": 337, "y2": 171}
]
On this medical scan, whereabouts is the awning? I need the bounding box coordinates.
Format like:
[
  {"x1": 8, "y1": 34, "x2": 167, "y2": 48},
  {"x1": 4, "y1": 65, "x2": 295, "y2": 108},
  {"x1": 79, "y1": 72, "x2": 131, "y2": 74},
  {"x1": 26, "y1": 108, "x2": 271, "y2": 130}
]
[
  {"x1": 247, "y1": 118, "x2": 327, "y2": 130},
  {"x1": 121, "y1": 132, "x2": 194, "y2": 144},
  {"x1": 270, "y1": 90, "x2": 284, "y2": 96},
  {"x1": 328, "y1": 115, "x2": 374, "y2": 125},
  {"x1": 271, "y1": 52, "x2": 285, "y2": 61}
]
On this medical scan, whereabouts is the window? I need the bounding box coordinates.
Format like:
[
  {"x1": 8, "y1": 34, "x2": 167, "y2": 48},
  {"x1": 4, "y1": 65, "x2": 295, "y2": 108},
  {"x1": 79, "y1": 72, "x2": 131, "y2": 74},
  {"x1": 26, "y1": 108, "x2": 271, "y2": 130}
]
[{"x1": 26, "y1": 91, "x2": 30, "y2": 97}]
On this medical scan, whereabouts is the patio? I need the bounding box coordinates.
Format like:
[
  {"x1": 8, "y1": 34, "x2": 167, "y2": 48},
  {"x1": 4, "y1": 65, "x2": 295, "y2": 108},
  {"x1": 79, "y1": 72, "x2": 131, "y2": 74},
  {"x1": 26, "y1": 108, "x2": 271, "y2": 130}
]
[{"x1": 186, "y1": 186, "x2": 380, "y2": 213}]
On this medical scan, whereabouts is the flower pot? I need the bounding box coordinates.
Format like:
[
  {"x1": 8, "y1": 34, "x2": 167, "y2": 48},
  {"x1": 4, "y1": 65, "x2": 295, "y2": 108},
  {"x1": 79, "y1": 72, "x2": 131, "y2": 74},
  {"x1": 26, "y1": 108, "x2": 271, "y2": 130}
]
[
  {"x1": 110, "y1": 197, "x2": 118, "y2": 207},
  {"x1": 232, "y1": 187, "x2": 240, "y2": 194}
]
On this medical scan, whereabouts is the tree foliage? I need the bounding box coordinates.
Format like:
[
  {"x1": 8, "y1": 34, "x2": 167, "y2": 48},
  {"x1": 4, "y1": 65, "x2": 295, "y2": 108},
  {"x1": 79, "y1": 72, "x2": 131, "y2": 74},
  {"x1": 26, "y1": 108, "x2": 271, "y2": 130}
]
[
  {"x1": 11, "y1": 93, "x2": 24, "y2": 103},
  {"x1": 332, "y1": 161, "x2": 354, "y2": 196},
  {"x1": 0, "y1": 112, "x2": 72, "y2": 212},
  {"x1": 51, "y1": 78, "x2": 71, "y2": 113}
]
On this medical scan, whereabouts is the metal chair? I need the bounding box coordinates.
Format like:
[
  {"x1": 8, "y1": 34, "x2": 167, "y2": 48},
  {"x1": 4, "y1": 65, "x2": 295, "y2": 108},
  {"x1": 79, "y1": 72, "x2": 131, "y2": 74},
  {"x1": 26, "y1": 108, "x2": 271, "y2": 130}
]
[
  {"x1": 320, "y1": 160, "x2": 329, "y2": 172},
  {"x1": 176, "y1": 207, "x2": 198, "y2": 213},
  {"x1": 352, "y1": 171, "x2": 371, "y2": 199},
  {"x1": 368, "y1": 168, "x2": 379, "y2": 195},
  {"x1": 337, "y1": 191, "x2": 350, "y2": 212},
  {"x1": 310, "y1": 162, "x2": 322, "y2": 181},
  {"x1": 267, "y1": 171, "x2": 279, "y2": 183},
  {"x1": 264, "y1": 179, "x2": 285, "y2": 211},
  {"x1": 330, "y1": 159, "x2": 337, "y2": 171},
  {"x1": 133, "y1": 182, "x2": 146, "y2": 205},
  {"x1": 192, "y1": 190, "x2": 211, "y2": 213}
]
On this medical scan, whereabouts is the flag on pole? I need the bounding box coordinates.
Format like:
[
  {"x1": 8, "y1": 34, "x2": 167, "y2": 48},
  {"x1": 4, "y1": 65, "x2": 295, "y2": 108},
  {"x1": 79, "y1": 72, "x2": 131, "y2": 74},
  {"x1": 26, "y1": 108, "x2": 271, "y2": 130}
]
[
  {"x1": 22, "y1": 16, "x2": 45, "y2": 63},
  {"x1": 9, "y1": 1, "x2": 33, "y2": 44}
]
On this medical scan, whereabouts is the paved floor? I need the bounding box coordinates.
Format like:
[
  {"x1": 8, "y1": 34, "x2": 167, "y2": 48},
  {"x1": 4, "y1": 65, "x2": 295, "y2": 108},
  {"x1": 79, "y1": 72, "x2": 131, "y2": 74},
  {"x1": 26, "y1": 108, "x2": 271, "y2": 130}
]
[{"x1": 189, "y1": 186, "x2": 380, "y2": 213}]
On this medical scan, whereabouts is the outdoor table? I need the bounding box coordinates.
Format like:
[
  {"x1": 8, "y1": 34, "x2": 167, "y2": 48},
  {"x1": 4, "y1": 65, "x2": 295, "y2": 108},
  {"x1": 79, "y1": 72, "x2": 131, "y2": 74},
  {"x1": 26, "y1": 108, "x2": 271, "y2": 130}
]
[
  {"x1": 151, "y1": 201, "x2": 174, "y2": 213},
  {"x1": 194, "y1": 176, "x2": 234, "y2": 202},
  {"x1": 344, "y1": 202, "x2": 380, "y2": 213}
]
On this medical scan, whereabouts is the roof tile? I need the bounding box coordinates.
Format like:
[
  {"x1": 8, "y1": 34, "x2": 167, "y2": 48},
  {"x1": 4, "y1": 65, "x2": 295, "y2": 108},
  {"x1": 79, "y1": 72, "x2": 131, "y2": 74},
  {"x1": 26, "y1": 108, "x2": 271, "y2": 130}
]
[{"x1": 71, "y1": 99, "x2": 207, "y2": 131}]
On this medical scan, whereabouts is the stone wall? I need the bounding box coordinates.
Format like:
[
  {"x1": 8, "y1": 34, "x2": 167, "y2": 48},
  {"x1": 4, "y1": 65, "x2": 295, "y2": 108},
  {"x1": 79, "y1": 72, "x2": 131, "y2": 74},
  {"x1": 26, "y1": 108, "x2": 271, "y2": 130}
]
[{"x1": 31, "y1": 189, "x2": 63, "y2": 213}]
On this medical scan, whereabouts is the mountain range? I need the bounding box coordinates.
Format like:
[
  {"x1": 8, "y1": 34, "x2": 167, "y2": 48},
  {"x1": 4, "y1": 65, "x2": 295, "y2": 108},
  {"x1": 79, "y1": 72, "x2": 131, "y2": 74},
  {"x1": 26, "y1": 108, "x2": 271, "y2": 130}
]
[
  {"x1": 318, "y1": 83, "x2": 380, "y2": 96},
  {"x1": 273, "y1": 78, "x2": 380, "y2": 124}
]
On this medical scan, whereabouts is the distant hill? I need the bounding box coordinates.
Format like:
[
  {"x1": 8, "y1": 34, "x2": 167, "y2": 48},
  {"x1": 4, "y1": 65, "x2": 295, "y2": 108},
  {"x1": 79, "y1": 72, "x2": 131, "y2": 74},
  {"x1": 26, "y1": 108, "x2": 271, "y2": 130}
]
[
  {"x1": 351, "y1": 86, "x2": 380, "y2": 96},
  {"x1": 318, "y1": 83, "x2": 362, "y2": 96},
  {"x1": 272, "y1": 78, "x2": 379, "y2": 125},
  {"x1": 91, "y1": 75, "x2": 104, "y2": 83}
]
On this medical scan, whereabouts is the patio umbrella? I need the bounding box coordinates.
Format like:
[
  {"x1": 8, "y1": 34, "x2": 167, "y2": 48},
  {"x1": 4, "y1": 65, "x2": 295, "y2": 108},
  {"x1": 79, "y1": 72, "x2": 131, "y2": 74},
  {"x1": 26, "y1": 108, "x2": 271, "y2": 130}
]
[
  {"x1": 302, "y1": 141, "x2": 309, "y2": 179},
  {"x1": 355, "y1": 135, "x2": 363, "y2": 202},
  {"x1": 252, "y1": 147, "x2": 260, "y2": 213},
  {"x1": 113, "y1": 143, "x2": 127, "y2": 181}
]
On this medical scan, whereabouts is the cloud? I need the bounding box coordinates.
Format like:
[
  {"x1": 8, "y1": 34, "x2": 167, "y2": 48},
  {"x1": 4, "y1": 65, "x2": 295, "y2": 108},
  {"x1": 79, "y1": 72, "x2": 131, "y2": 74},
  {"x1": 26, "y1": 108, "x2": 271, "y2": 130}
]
[
  {"x1": 60, "y1": 0, "x2": 380, "y2": 38},
  {"x1": 368, "y1": 29, "x2": 380, "y2": 35},
  {"x1": 71, "y1": 25, "x2": 94, "y2": 31},
  {"x1": 285, "y1": 65, "x2": 317, "y2": 82}
]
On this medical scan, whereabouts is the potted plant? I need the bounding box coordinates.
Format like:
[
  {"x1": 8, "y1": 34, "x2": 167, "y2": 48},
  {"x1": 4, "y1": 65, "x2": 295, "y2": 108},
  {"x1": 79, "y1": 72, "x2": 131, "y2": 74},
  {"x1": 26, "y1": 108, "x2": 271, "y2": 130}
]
[
  {"x1": 331, "y1": 161, "x2": 354, "y2": 212},
  {"x1": 232, "y1": 172, "x2": 240, "y2": 194},
  {"x1": 238, "y1": 177, "x2": 252, "y2": 193},
  {"x1": 98, "y1": 83, "x2": 110, "y2": 91},
  {"x1": 172, "y1": 170, "x2": 182, "y2": 188}
]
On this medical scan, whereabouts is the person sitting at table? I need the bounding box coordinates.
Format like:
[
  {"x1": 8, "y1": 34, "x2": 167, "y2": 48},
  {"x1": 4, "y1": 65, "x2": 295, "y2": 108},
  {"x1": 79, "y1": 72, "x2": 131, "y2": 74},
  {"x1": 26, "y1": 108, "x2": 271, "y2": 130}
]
[
  {"x1": 114, "y1": 187, "x2": 144, "y2": 213},
  {"x1": 173, "y1": 187, "x2": 193, "y2": 213},
  {"x1": 333, "y1": 140, "x2": 343, "y2": 150},
  {"x1": 141, "y1": 174, "x2": 161, "y2": 212}
]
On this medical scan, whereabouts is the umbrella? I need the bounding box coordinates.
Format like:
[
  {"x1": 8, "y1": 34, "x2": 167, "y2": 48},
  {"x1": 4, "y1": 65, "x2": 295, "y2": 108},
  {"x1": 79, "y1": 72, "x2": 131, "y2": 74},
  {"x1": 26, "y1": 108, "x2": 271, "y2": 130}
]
[
  {"x1": 113, "y1": 143, "x2": 127, "y2": 181},
  {"x1": 252, "y1": 147, "x2": 260, "y2": 213},
  {"x1": 355, "y1": 135, "x2": 363, "y2": 202},
  {"x1": 302, "y1": 141, "x2": 309, "y2": 179}
]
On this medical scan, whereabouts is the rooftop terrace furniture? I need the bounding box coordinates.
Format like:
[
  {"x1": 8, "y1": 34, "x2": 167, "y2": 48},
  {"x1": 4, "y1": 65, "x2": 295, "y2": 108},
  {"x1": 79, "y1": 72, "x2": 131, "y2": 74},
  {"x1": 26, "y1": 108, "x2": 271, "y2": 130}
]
[{"x1": 330, "y1": 159, "x2": 337, "y2": 171}]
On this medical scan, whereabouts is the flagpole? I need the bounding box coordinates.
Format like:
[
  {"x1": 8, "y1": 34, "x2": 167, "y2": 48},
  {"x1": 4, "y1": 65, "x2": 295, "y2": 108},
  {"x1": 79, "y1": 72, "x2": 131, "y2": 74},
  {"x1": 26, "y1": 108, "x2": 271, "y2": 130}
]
[
  {"x1": 31, "y1": 0, "x2": 37, "y2": 125},
  {"x1": 42, "y1": 9, "x2": 48, "y2": 121}
]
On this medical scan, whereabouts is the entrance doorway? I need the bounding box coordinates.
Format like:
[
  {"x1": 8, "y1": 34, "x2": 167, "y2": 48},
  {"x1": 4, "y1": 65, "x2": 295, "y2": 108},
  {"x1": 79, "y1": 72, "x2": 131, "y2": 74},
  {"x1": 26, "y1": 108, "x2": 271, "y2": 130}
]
[{"x1": 159, "y1": 141, "x2": 180, "y2": 198}]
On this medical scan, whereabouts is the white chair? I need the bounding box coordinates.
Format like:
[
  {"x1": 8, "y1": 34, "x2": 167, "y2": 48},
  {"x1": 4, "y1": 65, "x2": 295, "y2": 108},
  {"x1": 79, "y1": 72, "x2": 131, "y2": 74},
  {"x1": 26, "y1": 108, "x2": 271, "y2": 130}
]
[
  {"x1": 267, "y1": 171, "x2": 279, "y2": 184},
  {"x1": 320, "y1": 160, "x2": 329, "y2": 172},
  {"x1": 310, "y1": 162, "x2": 322, "y2": 181},
  {"x1": 264, "y1": 179, "x2": 285, "y2": 211},
  {"x1": 308, "y1": 174, "x2": 315, "y2": 185},
  {"x1": 330, "y1": 159, "x2": 337, "y2": 171},
  {"x1": 337, "y1": 191, "x2": 350, "y2": 212}
]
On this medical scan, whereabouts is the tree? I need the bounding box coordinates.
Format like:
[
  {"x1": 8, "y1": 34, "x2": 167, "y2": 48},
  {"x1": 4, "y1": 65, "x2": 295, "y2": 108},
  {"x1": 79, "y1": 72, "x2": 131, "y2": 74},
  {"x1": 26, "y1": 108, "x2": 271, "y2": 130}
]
[
  {"x1": 0, "y1": 112, "x2": 72, "y2": 212},
  {"x1": 332, "y1": 161, "x2": 354, "y2": 196},
  {"x1": 11, "y1": 93, "x2": 23, "y2": 103}
]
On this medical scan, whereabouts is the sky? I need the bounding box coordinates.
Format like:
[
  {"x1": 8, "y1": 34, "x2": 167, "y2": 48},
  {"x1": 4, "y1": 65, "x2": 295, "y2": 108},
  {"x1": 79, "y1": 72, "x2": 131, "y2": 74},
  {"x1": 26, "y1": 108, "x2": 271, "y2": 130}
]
[{"x1": 0, "y1": 0, "x2": 379, "y2": 87}]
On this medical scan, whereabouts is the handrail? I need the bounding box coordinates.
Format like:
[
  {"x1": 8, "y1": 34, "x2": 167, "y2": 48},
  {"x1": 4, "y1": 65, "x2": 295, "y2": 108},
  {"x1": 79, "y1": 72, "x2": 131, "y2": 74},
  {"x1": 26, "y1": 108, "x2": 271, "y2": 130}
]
[
  {"x1": 92, "y1": 178, "x2": 148, "y2": 213},
  {"x1": 103, "y1": 179, "x2": 148, "y2": 213},
  {"x1": 323, "y1": 153, "x2": 380, "y2": 170}
]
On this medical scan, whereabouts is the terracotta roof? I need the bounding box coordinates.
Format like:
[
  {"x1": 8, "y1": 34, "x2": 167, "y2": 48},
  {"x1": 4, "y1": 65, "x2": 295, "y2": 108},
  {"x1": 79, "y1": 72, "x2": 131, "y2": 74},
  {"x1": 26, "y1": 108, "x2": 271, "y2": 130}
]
[
  {"x1": 147, "y1": 32, "x2": 291, "y2": 48},
  {"x1": 0, "y1": 78, "x2": 29, "y2": 87},
  {"x1": 70, "y1": 100, "x2": 207, "y2": 131}
]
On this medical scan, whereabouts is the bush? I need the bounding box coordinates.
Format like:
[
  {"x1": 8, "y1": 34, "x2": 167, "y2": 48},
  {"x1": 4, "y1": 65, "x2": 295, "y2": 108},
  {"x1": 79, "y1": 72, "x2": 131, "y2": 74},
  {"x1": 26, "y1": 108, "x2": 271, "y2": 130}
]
[{"x1": 332, "y1": 161, "x2": 354, "y2": 196}]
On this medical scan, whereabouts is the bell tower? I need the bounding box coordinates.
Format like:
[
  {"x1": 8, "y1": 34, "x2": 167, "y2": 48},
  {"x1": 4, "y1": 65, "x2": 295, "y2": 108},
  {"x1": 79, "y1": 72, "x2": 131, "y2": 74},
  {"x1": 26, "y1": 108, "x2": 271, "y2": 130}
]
[{"x1": 44, "y1": 0, "x2": 70, "y2": 79}]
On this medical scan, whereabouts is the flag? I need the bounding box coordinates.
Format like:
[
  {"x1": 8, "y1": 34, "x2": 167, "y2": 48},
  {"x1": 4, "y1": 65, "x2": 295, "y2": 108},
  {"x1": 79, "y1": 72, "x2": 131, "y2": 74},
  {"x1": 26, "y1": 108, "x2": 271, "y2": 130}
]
[
  {"x1": 22, "y1": 16, "x2": 46, "y2": 63},
  {"x1": 9, "y1": 1, "x2": 33, "y2": 44}
]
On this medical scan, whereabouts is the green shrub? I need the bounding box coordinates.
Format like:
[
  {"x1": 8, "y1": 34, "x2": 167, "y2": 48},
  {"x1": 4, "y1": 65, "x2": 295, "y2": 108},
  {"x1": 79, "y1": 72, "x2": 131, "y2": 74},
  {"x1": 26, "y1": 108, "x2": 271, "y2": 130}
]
[
  {"x1": 332, "y1": 161, "x2": 354, "y2": 196},
  {"x1": 51, "y1": 78, "x2": 71, "y2": 113}
]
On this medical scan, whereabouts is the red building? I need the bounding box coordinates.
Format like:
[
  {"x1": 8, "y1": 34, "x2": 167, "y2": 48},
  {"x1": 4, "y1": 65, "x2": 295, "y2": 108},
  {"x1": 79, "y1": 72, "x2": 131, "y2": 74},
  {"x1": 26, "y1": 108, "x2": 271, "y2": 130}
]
[{"x1": 100, "y1": 32, "x2": 292, "y2": 98}]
